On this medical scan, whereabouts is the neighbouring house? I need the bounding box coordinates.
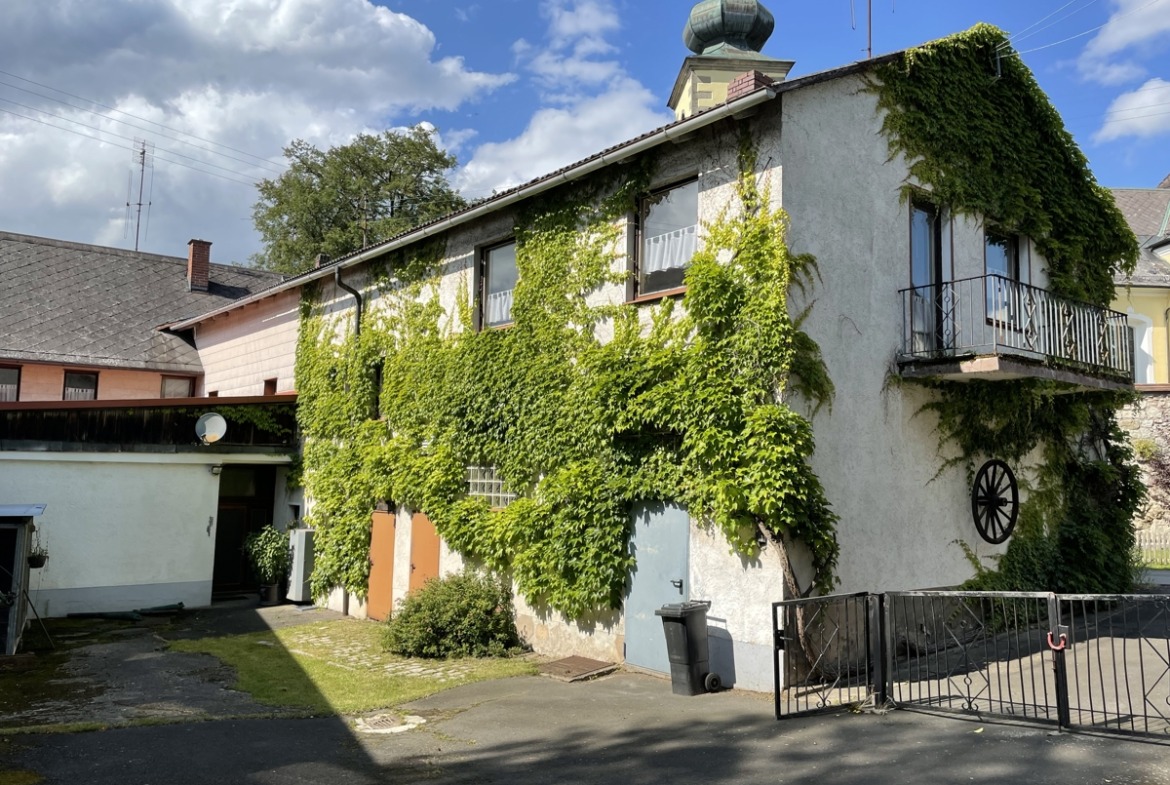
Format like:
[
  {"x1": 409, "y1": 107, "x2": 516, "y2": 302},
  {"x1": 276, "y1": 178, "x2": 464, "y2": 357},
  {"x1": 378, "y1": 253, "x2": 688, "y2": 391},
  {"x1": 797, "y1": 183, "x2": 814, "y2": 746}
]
[
  {"x1": 166, "y1": 2, "x2": 1138, "y2": 692},
  {"x1": 1111, "y1": 178, "x2": 1170, "y2": 541},
  {"x1": 0, "y1": 233, "x2": 302, "y2": 616}
]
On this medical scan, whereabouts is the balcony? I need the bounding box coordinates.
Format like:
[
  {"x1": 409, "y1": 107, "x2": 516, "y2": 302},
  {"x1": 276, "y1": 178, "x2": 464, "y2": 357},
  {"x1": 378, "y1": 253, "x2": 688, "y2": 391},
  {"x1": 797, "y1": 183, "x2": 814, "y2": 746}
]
[{"x1": 898, "y1": 275, "x2": 1132, "y2": 390}]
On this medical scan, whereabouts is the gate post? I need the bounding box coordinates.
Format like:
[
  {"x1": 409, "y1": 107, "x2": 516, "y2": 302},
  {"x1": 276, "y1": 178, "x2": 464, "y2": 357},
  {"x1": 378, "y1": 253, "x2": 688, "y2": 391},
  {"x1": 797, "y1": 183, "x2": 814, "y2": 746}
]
[
  {"x1": 1047, "y1": 593, "x2": 1071, "y2": 728},
  {"x1": 867, "y1": 593, "x2": 887, "y2": 707}
]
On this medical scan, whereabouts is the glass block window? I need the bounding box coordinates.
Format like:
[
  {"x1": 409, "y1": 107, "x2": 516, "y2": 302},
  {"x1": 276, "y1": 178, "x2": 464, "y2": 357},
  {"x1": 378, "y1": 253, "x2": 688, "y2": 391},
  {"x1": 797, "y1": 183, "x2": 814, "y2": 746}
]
[{"x1": 466, "y1": 466, "x2": 516, "y2": 509}]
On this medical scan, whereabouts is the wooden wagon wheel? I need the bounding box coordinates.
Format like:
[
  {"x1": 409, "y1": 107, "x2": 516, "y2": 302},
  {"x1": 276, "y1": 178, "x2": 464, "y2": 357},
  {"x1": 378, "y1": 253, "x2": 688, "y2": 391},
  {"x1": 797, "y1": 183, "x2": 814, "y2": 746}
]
[{"x1": 971, "y1": 459, "x2": 1018, "y2": 545}]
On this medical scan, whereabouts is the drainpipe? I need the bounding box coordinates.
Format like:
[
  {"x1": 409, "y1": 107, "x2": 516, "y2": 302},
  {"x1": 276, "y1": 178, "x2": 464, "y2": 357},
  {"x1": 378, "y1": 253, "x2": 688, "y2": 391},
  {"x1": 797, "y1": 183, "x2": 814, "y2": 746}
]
[{"x1": 335, "y1": 264, "x2": 363, "y2": 338}]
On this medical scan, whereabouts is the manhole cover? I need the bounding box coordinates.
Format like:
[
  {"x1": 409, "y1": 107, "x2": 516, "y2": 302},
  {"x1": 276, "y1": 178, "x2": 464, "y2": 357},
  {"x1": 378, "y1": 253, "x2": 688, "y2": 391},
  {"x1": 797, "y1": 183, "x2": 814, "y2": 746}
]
[{"x1": 354, "y1": 713, "x2": 427, "y2": 734}]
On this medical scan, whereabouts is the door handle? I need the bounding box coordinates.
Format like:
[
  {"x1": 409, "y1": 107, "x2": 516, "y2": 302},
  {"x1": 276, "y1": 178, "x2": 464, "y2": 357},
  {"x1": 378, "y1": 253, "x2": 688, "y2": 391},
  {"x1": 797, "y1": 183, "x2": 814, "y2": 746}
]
[{"x1": 670, "y1": 579, "x2": 683, "y2": 590}]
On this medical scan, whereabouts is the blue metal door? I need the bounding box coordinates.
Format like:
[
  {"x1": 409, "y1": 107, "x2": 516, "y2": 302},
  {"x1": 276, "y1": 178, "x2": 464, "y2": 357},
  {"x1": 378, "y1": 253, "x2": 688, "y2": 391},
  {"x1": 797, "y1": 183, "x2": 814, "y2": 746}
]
[{"x1": 624, "y1": 503, "x2": 689, "y2": 673}]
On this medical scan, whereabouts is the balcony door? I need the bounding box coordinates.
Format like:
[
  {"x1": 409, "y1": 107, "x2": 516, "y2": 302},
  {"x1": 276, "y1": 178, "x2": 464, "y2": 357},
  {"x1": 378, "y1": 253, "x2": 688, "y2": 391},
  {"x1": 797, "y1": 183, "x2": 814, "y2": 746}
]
[{"x1": 910, "y1": 202, "x2": 945, "y2": 353}]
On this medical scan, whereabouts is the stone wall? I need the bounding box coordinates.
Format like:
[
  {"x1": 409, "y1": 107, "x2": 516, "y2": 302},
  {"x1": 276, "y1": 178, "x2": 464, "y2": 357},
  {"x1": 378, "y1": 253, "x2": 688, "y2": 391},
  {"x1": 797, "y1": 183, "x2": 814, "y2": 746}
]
[{"x1": 1119, "y1": 388, "x2": 1170, "y2": 536}]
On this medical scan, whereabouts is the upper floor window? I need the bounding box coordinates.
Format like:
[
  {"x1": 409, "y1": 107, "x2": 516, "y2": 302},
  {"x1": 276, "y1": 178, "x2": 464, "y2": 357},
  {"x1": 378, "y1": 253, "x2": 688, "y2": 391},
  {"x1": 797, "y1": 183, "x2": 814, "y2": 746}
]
[
  {"x1": 64, "y1": 371, "x2": 97, "y2": 401},
  {"x1": 263, "y1": 378, "x2": 278, "y2": 396},
  {"x1": 0, "y1": 367, "x2": 19, "y2": 402},
  {"x1": 985, "y1": 230, "x2": 1029, "y2": 324},
  {"x1": 480, "y1": 240, "x2": 517, "y2": 329},
  {"x1": 161, "y1": 376, "x2": 194, "y2": 398},
  {"x1": 985, "y1": 230, "x2": 1028, "y2": 285},
  {"x1": 634, "y1": 179, "x2": 698, "y2": 298}
]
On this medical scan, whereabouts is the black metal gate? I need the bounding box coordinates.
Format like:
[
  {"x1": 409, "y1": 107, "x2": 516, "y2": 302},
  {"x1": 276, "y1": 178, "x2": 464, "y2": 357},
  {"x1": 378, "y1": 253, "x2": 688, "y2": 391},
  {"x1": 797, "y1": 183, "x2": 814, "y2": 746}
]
[{"x1": 774, "y1": 590, "x2": 1170, "y2": 739}]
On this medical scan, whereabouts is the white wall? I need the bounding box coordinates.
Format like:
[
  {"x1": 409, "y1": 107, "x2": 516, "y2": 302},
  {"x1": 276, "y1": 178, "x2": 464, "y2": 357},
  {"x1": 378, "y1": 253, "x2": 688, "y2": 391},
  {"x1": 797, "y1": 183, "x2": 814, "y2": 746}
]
[
  {"x1": 0, "y1": 453, "x2": 221, "y2": 617},
  {"x1": 779, "y1": 75, "x2": 1014, "y2": 595}
]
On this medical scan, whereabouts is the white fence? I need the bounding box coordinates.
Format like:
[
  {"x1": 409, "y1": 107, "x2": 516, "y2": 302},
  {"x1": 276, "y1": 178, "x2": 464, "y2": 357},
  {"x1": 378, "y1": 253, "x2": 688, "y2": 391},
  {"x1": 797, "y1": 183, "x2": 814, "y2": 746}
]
[{"x1": 1137, "y1": 530, "x2": 1170, "y2": 567}]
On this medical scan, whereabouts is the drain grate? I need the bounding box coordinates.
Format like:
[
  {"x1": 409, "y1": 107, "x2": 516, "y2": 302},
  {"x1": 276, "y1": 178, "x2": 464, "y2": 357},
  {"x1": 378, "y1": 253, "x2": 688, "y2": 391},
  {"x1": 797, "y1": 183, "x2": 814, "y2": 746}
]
[{"x1": 537, "y1": 655, "x2": 617, "y2": 682}]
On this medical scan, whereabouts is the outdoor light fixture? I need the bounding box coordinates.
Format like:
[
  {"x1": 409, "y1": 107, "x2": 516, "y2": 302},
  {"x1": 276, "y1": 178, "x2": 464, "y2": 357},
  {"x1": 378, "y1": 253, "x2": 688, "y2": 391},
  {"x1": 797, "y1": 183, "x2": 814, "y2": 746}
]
[{"x1": 209, "y1": 465, "x2": 223, "y2": 476}]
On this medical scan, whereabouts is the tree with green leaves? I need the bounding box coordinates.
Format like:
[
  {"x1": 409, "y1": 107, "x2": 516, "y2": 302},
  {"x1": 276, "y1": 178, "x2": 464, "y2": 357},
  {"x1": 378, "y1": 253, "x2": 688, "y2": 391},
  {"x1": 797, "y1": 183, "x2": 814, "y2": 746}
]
[{"x1": 251, "y1": 127, "x2": 466, "y2": 274}]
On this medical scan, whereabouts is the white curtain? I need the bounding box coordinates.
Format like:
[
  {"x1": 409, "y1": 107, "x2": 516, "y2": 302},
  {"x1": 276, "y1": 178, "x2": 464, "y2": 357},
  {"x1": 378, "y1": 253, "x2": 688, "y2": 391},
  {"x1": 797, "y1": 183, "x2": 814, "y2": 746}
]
[
  {"x1": 643, "y1": 225, "x2": 697, "y2": 273},
  {"x1": 487, "y1": 288, "x2": 514, "y2": 325}
]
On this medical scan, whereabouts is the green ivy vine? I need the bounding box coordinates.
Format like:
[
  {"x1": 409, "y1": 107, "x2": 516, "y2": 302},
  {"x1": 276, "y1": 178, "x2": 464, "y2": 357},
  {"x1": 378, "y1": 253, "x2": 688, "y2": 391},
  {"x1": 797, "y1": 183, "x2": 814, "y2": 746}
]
[
  {"x1": 875, "y1": 25, "x2": 1144, "y2": 592},
  {"x1": 296, "y1": 131, "x2": 839, "y2": 614}
]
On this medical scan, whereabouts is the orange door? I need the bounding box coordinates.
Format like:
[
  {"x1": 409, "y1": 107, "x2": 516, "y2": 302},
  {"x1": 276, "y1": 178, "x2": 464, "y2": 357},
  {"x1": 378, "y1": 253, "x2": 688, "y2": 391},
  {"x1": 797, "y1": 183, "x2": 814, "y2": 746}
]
[
  {"x1": 409, "y1": 512, "x2": 440, "y2": 593},
  {"x1": 367, "y1": 511, "x2": 396, "y2": 621}
]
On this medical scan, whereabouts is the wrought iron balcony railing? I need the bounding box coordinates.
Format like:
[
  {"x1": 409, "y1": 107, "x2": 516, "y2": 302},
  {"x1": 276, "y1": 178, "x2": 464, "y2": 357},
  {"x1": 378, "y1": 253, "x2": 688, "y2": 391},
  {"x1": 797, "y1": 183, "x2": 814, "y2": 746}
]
[{"x1": 898, "y1": 275, "x2": 1132, "y2": 381}]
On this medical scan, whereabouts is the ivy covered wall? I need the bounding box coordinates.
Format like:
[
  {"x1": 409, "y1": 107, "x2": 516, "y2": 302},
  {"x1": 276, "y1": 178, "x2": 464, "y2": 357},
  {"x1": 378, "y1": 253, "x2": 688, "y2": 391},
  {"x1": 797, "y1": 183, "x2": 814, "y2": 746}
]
[{"x1": 296, "y1": 126, "x2": 837, "y2": 618}]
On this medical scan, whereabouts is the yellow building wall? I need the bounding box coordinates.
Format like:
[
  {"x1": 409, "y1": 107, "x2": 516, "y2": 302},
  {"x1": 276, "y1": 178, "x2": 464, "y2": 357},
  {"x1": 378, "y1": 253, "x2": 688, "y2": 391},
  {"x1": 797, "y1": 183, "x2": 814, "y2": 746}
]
[{"x1": 1113, "y1": 287, "x2": 1170, "y2": 385}]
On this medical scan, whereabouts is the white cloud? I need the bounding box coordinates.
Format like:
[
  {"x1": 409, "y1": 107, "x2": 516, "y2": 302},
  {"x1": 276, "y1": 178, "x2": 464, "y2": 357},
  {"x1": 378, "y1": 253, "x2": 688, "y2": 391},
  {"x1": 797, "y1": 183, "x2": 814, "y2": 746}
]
[
  {"x1": 457, "y1": 79, "x2": 672, "y2": 199},
  {"x1": 0, "y1": 0, "x2": 514, "y2": 264},
  {"x1": 457, "y1": 0, "x2": 674, "y2": 199},
  {"x1": 1078, "y1": 0, "x2": 1170, "y2": 85},
  {"x1": 1094, "y1": 78, "x2": 1170, "y2": 141}
]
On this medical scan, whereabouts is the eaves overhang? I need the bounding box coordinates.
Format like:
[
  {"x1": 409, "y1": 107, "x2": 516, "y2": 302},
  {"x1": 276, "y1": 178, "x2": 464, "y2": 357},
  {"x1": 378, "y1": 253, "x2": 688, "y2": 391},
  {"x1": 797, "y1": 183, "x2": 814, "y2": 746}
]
[{"x1": 164, "y1": 87, "x2": 787, "y2": 331}]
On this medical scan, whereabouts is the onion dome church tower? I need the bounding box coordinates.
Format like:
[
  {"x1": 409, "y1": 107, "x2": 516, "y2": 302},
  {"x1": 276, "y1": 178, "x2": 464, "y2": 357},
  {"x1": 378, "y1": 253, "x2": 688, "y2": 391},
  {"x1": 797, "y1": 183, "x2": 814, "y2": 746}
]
[{"x1": 669, "y1": 0, "x2": 794, "y2": 120}]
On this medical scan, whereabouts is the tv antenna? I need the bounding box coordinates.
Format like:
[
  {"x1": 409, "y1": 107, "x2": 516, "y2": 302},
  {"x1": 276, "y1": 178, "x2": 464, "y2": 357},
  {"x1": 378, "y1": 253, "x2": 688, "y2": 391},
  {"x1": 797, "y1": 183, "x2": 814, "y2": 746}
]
[
  {"x1": 851, "y1": 0, "x2": 895, "y2": 60},
  {"x1": 125, "y1": 139, "x2": 155, "y2": 251}
]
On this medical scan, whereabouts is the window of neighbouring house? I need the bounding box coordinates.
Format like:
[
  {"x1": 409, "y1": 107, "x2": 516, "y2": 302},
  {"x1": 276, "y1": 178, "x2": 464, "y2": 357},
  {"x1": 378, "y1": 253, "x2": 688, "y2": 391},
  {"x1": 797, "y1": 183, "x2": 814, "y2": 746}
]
[
  {"x1": 63, "y1": 371, "x2": 97, "y2": 401},
  {"x1": 985, "y1": 230, "x2": 1029, "y2": 325},
  {"x1": 0, "y1": 367, "x2": 19, "y2": 402},
  {"x1": 479, "y1": 240, "x2": 518, "y2": 329},
  {"x1": 635, "y1": 179, "x2": 698, "y2": 298},
  {"x1": 161, "y1": 376, "x2": 195, "y2": 398},
  {"x1": 263, "y1": 378, "x2": 278, "y2": 396},
  {"x1": 1131, "y1": 313, "x2": 1155, "y2": 384},
  {"x1": 466, "y1": 466, "x2": 517, "y2": 509}
]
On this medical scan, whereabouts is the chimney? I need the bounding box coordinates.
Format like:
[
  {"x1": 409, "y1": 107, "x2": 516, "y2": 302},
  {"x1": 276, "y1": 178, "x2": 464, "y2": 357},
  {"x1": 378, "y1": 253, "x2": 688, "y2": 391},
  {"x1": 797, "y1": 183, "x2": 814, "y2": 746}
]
[
  {"x1": 727, "y1": 70, "x2": 774, "y2": 103},
  {"x1": 187, "y1": 239, "x2": 211, "y2": 292},
  {"x1": 315, "y1": 253, "x2": 330, "y2": 269}
]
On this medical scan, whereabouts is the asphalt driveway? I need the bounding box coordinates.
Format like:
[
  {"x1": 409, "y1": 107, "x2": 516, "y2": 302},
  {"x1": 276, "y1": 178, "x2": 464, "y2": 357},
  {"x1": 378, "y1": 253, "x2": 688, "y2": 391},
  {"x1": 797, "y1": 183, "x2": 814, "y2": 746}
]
[
  {"x1": 3, "y1": 602, "x2": 1169, "y2": 784},
  {"x1": 5, "y1": 672, "x2": 1170, "y2": 785}
]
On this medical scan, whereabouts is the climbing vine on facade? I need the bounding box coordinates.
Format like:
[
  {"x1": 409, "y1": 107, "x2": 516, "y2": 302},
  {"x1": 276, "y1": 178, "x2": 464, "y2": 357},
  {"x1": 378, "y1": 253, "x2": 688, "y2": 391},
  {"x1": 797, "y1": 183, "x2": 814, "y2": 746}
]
[
  {"x1": 296, "y1": 132, "x2": 839, "y2": 614},
  {"x1": 874, "y1": 25, "x2": 1143, "y2": 592}
]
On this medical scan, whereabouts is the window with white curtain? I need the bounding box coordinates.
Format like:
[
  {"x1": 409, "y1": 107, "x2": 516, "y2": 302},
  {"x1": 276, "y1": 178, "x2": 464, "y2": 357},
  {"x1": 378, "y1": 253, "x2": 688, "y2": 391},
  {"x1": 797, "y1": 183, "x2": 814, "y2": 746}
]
[
  {"x1": 636, "y1": 179, "x2": 698, "y2": 297},
  {"x1": 480, "y1": 240, "x2": 517, "y2": 328},
  {"x1": 64, "y1": 371, "x2": 97, "y2": 401},
  {"x1": 0, "y1": 367, "x2": 18, "y2": 402}
]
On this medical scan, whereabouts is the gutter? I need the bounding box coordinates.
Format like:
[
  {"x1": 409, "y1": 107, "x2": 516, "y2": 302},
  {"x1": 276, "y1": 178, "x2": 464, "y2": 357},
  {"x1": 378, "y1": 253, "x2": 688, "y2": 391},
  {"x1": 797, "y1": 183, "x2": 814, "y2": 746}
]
[
  {"x1": 165, "y1": 86, "x2": 779, "y2": 331},
  {"x1": 335, "y1": 265, "x2": 363, "y2": 337}
]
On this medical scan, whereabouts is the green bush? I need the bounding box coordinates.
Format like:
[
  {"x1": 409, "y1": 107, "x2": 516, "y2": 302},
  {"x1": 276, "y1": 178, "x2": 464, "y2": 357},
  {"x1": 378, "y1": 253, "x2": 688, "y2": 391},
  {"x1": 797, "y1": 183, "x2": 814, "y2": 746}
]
[
  {"x1": 244, "y1": 525, "x2": 291, "y2": 584},
  {"x1": 383, "y1": 570, "x2": 521, "y2": 659}
]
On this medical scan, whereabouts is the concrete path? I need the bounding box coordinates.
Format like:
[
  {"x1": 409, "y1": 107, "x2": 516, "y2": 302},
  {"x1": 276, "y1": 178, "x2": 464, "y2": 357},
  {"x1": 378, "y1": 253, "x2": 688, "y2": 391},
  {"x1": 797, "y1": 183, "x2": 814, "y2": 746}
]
[{"x1": 6, "y1": 672, "x2": 1170, "y2": 785}]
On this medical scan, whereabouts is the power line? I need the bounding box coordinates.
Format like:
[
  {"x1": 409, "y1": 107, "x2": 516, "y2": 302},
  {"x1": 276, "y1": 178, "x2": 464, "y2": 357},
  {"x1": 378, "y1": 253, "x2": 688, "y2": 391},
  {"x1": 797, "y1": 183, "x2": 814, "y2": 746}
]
[
  {"x1": 0, "y1": 105, "x2": 259, "y2": 188},
  {"x1": 0, "y1": 77, "x2": 286, "y2": 175},
  {"x1": 1007, "y1": 0, "x2": 1102, "y2": 46},
  {"x1": 0, "y1": 96, "x2": 263, "y2": 184},
  {"x1": 1017, "y1": 0, "x2": 1167, "y2": 55},
  {"x1": 0, "y1": 68, "x2": 286, "y2": 172}
]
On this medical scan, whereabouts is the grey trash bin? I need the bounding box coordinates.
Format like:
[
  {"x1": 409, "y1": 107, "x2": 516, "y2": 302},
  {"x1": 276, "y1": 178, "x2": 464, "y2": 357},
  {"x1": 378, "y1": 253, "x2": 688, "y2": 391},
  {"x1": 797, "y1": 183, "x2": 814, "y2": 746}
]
[{"x1": 655, "y1": 600, "x2": 721, "y2": 695}]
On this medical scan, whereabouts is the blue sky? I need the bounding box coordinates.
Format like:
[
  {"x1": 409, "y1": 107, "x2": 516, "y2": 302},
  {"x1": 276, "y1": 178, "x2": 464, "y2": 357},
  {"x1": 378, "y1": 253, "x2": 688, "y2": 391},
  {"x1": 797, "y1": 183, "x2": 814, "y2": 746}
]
[{"x1": 0, "y1": 0, "x2": 1167, "y2": 265}]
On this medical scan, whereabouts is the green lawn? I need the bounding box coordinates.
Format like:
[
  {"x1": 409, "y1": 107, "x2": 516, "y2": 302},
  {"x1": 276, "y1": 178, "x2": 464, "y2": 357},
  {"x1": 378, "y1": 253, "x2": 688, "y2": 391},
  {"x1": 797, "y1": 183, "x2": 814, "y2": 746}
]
[{"x1": 168, "y1": 619, "x2": 536, "y2": 715}]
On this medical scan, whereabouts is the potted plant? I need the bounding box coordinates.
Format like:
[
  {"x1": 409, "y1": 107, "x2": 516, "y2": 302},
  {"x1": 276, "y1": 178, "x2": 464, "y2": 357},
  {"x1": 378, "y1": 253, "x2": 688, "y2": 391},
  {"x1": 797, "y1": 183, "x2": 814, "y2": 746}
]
[
  {"x1": 244, "y1": 525, "x2": 291, "y2": 605},
  {"x1": 27, "y1": 546, "x2": 48, "y2": 569},
  {"x1": 27, "y1": 531, "x2": 48, "y2": 569}
]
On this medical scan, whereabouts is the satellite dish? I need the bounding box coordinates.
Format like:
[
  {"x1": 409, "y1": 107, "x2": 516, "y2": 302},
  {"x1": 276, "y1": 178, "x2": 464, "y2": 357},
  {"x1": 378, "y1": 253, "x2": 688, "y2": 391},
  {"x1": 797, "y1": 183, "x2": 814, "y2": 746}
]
[{"x1": 195, "y1": 413, "x2": 228, "y2": 445}]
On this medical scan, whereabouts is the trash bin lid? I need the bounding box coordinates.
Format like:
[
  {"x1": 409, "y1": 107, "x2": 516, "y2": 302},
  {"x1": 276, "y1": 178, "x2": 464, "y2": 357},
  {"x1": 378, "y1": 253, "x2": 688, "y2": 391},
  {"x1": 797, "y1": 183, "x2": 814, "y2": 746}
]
[{"x1": 654, "y1": 600, "x2": 710, "y2": 618}]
